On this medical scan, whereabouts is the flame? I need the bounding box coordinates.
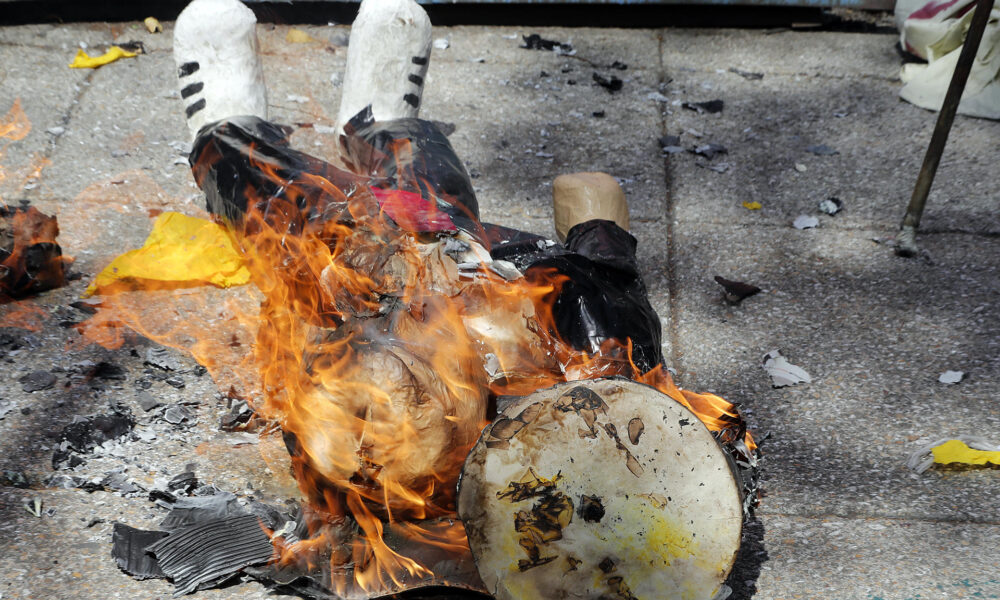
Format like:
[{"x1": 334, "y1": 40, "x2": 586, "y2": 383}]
[
  {"x1": 0, "y1": 99, "x2": 31, "y2": 207},
  {"x1": 79, "y1": 131, "x2": 753, "y2": 596},
  {"x1": 0, "y1": 300, "x2": 47, "y2": 331}
]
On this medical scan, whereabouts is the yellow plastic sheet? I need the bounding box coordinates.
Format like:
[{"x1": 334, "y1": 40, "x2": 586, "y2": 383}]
[
  {"x1": 69, "y1": 46, "x2": 138, "y2": 69},
  {"x1": 742, "y1": 201, "x2": 762, "y2": 211},
  {"x1": 932, "y1": 439, "x2": 1000, "y2": 467},
  {"x1": 84, "y1": 212, "x2": 250, "y2": 297}
]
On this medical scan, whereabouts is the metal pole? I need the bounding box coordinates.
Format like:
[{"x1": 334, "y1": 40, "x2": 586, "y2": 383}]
[{"x1": 896, "y1": 0, "x2": 996, "y2": 257}]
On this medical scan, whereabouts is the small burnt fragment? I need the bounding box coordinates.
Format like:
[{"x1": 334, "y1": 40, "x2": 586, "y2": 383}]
[
  {"x1": 556, "y1": 387, "x2": 608, "y2": 439},
  {"x1": 491, "y1": 417, "x2": 526, "y2": 441},
  {"x1": 714, "y1": 275, "x2": 761, "y2": 304},
  {"x1": 556, "y1": 386, "x2": 606, "y2": 412},
  {"x1": 513, "y1": 490, "x2": 574, "y2": 572},
  {"x1": 603, "y1": 422, "x2": 644, "y2": 477},
  {"x1": 599, "y1": 557, "x2": 617, "y2": 573},
  {"x1": 578, "y1": 495, "x2": 605, "y2": 523},
  {"x1": 607, "y1": 576, "x2": 639, "y2": 600},
  {"x1": 627, "y1": 417, "x2": 644, "y2": 445},
  {"x1": 565, "y1": 556, "x2": 582, "y2": 571},
  {"x1": 497, "y1": 469, "x2": 561, "y2": 503},
  {"x1": 487, "y1": 402, "x2": 544, "y2": 448},
  {"x1": 19, "y1": 370, "x2": 56, "y2": 392}
]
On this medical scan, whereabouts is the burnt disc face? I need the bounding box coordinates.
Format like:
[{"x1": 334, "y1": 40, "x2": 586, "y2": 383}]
[{"x1": 458, "y1": 378, "x2": 742, "y2": 600}]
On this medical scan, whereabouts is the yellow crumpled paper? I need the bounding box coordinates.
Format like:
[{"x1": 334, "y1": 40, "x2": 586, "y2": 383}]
[
  {"x1": 932, "y1": 439, "x2": 1000, "y2": 467},
  {"x1": 84, "y1": 212, "x2": 250, "y2": 297},
  {"x1": 144, "y1": 17, "x2": 163, "y2": 34},
  {"x1": 69, "y1": 46, "x2": 137, "y2": 69}
]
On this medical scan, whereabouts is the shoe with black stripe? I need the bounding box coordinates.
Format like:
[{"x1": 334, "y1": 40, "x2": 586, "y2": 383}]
[
  {"x1": 336, "y1": 0, "x2": 432, "y2": 130},
  {"x1": 173, "y1": 0, "x2": 268, "y2": 140}
]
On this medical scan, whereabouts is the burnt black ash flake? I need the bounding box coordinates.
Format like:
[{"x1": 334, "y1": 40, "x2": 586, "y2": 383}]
[
  {"x1": 521, "y1": 34, "x2": 572, "y2": 53},
  {"x1": 513, "y1": 491, "x2": 574, "y2": 572},
  {"x1": 578, "y1": 494, "x2": 606, "y2": 523},
  {"x1": 592, "y1": 72, "x2": 623, "y2": 92}
]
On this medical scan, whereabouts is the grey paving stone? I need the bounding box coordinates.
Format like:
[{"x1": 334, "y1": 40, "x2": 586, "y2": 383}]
[
  {"x1": 664, "y1": 68, "x2": 1000, "y2": 233},
  {"x1": 662, "y1": 30, "x2": 901, "y2": 79},
  {"x1": 669, "y1": 223, "x2": 1000, "y2": 522},
  {"x1": 36, "y1": 51, "x2": 193, "y2": 203},
  {"x1": 422, "y1": 59, "x2": 667, "y2": 232},
  {"x1": 0, "y1": 23, "x2": 113, "y2": 49},
  {"x1": 0, "y1": 45, "x2": 91, "y2": 202},
  {"x1": 433, "y1": 26, "x2": 659, "y2": 69},
  {"x1": 751, "y1": 515, "x2": 1000, "y2": 600}
]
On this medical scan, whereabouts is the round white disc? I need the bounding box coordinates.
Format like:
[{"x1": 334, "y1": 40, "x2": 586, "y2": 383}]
[{"x1": 458, "y1": 378, "x2": 742, "y2": 600}]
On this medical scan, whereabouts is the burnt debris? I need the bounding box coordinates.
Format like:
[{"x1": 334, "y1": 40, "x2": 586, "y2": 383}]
[
  {"x1": 0, "y1": 206, "x2": 67, "y2": 301},
  {"x1": 112, "y1": 523, "x2": 169, "y2": 580},
  {"x1": 52, "y1": 408, "x2": 135, "y2": 469},
  {"x1": 592, "y1": 72, "x2": 623, "y2": 93},
  {"x1": 521, "y1": 33, "x2": 573, "y2": 53},
  {"x1": 682, "y1": 99, "x2": 725, "y2": 114},
  {"x1": 148, "y1": 514, "x2": 277, "y2": 595},
  {"x1": 714, "y1": 276, "x2": 762, "y2": 305}
]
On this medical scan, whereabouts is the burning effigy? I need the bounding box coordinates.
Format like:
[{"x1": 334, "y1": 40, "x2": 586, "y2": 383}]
[{"x1": 88, "y1": 0, "x2": 760, "y2": 598}]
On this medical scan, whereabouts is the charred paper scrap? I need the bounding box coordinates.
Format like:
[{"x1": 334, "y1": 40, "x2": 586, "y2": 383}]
[
  {"x1": 521, "y1": 33, "x2": 573, "y2": 54},
  {"x1": 0, "y1": 206, "x2": 67, "y2": 300},
  {"x1": 682, "y1": 99, "x2": 724, "y2": 114}
]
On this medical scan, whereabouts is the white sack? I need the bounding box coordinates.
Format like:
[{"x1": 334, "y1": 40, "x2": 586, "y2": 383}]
[{"x1": 898, "y1": 0, "x2": 1000, "y2": 119}]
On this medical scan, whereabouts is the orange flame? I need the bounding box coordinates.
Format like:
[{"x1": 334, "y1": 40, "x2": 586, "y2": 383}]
[
  {"x1": 0, "y1": 99, "x2": 31, "y2": 208},
  {"x1": 79, "y1": 133, "x2": 753, "y2": 596}
]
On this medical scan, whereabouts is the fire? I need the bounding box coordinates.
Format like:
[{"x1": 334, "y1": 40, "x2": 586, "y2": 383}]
[
  {"x1": 0, "y1": 99, "x2": 31, "y2": 206},
  {"x1": 79, "y1": 132, "x2": 753, "y2": 597}
]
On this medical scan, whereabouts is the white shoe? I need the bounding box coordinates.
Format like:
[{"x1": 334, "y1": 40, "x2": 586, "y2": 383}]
[
  {"x1": 173, "y1": 0, "x2": 268, "y2": 140},
  {"x1": 336, "y1": 0, "x2": 432, "y2": 129}
]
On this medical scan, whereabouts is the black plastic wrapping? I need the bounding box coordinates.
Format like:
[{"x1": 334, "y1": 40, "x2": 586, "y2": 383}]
[
  {"x1": 486, "y1": 220, "x2": 662, "y2": 373},
  {"x1": 190, "y1": 117, "x2": 373, "y2": 231},
  {"x1": 339, "y1": 107, "x2": 480, "y2": 226},
  {"x1": 190, "y1": 116, "x2": 662, "y2": 372}
]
